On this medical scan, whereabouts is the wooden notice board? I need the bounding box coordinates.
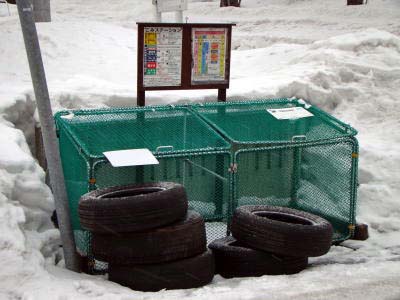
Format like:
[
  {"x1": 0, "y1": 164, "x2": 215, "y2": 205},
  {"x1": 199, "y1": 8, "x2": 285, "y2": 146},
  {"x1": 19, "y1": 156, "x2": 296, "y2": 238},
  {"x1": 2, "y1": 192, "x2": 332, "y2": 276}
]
[{"x1": 137, "y1": 22, "x2": 235, "y2": 106}]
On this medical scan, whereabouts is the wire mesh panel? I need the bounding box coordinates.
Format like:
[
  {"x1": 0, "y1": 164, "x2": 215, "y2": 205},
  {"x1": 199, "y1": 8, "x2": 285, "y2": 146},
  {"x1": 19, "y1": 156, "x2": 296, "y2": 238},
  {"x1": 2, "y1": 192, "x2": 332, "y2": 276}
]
[
  {"x1": 94, "y1": 153, "x2": 231, "y2": 245},
  {"x1": 192, "y1": 99, "x2": 359, "y2": 242},
  {"x1": 93, "y1": 152, "x2": 232, "y2": 221},
  {"x1": 57, "y1": 125, "x2": 91, "y2": 255},
  {"x1": 191, "y1": 99, "x2": 357, "y2": 144},
  {"x1": 57, "y1": 106, "x2": 230, "y2": 157},
  {"x1": 234, "y1": 138, "x2": 358, "y2": 241},
  {"x1": 55, "y1": 106, "x2": 232, "y2": 259}
]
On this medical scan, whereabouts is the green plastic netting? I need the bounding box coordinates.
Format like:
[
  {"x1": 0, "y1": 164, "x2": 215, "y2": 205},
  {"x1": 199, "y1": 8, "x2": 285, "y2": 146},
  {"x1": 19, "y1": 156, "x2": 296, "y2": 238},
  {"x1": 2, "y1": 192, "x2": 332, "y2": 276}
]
[
  {"x1": 191, "y1": 99, "x2": 358, "y2": 241},
  {"x1": 55, "y1": 106, "x2": 231, "y2": 260},
  {"x1": 191, "y1": 99, "x2": 357, "y2": 145},
  {"x1": 55, "y1": 98, "x2": 358, "y2": 271}
]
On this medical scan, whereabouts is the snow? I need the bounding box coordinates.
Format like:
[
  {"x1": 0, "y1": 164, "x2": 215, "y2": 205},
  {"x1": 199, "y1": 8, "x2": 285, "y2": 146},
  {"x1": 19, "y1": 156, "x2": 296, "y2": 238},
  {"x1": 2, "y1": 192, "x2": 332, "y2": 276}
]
[{"x1": 1, "y1": 0, "x2": 400, "y2": 299}]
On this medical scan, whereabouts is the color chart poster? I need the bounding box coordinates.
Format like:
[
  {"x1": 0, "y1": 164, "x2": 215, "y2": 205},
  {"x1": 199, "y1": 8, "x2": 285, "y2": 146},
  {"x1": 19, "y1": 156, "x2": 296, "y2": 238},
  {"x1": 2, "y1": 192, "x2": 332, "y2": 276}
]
[{"x1": 192, "y1": 28, "x2": 227, "y2": 84}]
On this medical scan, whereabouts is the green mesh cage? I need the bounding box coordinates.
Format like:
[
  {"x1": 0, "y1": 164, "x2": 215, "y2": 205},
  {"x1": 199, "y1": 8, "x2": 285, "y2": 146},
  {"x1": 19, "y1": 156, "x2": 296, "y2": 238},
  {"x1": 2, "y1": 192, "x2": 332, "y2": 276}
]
[
  {"x1": 55, "y1": 98, "x2": 359, "y2": 269},
  {"x1": 191, "y1": 99, "x2": 358, "y2": 241},
  {"x1": 55, "y1": 106, "x2": 232, "y2": 259}
]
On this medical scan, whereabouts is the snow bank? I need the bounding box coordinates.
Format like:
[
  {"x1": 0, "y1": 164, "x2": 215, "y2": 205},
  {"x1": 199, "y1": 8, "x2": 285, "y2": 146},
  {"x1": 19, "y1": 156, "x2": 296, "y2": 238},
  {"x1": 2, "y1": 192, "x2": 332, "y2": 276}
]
[
  {"x1": 0, "y1": 121, "x2": 59, "y2": 299},
  {"x1": 312, "y1": 28, "x2": 400, "y2": 52},
  {"x1": 0, "y1": 0, "x2": 400, "y2": 299}
]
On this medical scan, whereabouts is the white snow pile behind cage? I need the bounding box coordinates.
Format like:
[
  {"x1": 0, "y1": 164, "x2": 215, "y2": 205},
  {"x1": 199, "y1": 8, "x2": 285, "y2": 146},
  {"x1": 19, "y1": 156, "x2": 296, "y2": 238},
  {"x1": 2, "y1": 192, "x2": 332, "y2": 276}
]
[{"x1": 0, "y1": 0, "x2": 400, "y2": 298}]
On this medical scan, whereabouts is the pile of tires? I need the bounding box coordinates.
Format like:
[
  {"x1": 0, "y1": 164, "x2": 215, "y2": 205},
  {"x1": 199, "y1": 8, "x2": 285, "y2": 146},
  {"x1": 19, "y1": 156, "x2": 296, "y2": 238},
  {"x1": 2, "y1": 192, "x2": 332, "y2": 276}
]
[
  {"x1": 78, "y1": 182, "x2": 214, "y2": 291},
  {"x1": 209, "y1": 205, "x2": 333, "y2": 278}
]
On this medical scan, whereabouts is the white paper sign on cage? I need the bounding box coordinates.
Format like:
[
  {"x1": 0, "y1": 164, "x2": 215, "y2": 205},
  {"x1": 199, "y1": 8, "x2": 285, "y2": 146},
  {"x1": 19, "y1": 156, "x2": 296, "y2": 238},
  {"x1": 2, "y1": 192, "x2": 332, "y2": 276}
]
[
  {"x1": 153, "y1": 0, "x2": 188, "y2": 13},
  {"x1": 267, "y1": 107, "x2": 314, "y2": 120},
  {"x1": 103, "y1": 149, "x2": 159, "y2": 167}
]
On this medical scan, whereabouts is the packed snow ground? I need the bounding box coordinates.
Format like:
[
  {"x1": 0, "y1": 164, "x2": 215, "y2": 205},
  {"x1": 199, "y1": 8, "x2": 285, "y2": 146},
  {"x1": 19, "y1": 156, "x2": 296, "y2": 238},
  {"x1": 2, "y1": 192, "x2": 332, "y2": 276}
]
[{"x1": 1, "y1": 0, "x2": 400, "y2": 299}]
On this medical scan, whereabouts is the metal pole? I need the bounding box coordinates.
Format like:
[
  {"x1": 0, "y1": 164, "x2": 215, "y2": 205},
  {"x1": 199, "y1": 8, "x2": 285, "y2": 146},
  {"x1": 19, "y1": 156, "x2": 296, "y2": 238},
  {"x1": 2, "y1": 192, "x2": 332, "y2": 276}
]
[
  {"x1": 16, "y1": 0, "x2": 80, "y2": 272},
  {"x1": 152, "y1": 0, "x2": 161, "y2": 22},
  {"x1": 6, "y1": 2, "x2": 11, "y2": 16}
]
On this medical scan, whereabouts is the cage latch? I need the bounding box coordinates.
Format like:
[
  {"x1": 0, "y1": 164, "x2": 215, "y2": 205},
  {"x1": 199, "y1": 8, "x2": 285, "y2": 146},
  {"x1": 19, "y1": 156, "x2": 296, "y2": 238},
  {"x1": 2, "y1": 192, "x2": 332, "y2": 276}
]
[
  {"x1": 155, "y1": 145, "x2": 174, "y2": 152},
  {"x1": 292, "y1": 135, "x2": 307, "y2": 142},
  {"x1": 228, "y1": 163, "x2": 238, "y2": 173}
]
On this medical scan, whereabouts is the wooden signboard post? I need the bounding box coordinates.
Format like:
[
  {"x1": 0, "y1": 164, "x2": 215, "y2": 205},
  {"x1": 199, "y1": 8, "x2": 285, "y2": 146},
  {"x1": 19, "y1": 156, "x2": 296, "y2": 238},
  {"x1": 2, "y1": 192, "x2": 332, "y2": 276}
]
[{"x1": 137, "y1": 23, "x2": 235, "y2": 106}]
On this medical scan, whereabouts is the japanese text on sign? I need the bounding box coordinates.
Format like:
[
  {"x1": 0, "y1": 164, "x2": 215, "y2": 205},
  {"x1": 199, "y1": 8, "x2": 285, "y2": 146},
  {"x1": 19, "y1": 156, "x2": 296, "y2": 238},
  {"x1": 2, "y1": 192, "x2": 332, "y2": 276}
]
[
  {"x1": 143, "y1": 27, "x2": 183, "y2": 87},
  {"x1": 191, "y1": 28, "x2": 227, "y2": 84}
]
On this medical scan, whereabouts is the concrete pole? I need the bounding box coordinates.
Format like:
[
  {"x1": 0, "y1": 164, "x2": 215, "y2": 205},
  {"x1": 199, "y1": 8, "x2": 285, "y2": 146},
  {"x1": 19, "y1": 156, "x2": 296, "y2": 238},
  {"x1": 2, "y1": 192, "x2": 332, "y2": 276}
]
[
  {"x1": 16, "y1": 0, "x2": 80, "y2": 272},
  {"x1": 152, "y1": 0, "x2": 161, "y2": 22},
  {"x1": 175, "y1": 10, "x2": 183, "y2": 23}
]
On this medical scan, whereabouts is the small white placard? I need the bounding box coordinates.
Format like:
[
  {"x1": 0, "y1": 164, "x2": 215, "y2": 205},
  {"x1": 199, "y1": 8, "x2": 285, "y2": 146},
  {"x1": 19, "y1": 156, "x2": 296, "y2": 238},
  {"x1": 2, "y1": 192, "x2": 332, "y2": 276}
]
[
  {"x1": 103, "y1": 149, "x2": 159, "y2": 168},
  {"x1": 267, "y1": 107, "x2": 314, "y2": 120}
]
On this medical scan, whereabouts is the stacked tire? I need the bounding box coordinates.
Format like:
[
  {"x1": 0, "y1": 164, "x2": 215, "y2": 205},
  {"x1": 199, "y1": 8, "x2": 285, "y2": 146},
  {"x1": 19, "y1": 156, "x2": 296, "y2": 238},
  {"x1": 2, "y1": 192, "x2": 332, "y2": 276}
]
[
  {"x1": 210, "y1": 205, "x2": 333, "y2": 278},
  {"x1": 79, "y1": 182, "x2": 214, "y2": 291}
]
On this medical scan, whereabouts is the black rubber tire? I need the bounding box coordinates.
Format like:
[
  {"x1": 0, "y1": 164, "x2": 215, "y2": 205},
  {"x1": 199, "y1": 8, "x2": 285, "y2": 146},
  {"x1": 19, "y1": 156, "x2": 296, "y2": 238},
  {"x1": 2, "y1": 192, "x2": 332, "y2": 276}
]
[
  {"x1": 231, "y1": 206, "x2": 333, "y2": 257},
  {"x1": 79, "y1": 182, "x2": 188, "y2": 234},
  {"x1": 209, "y1": 236, "x2": 308, "y2": 278},
  {"x1": 109, "y1": 250, "x2": 215, "y2": 292},
  {"x1": 92, "y1": 211, "x2": 207, "y2": 264}
]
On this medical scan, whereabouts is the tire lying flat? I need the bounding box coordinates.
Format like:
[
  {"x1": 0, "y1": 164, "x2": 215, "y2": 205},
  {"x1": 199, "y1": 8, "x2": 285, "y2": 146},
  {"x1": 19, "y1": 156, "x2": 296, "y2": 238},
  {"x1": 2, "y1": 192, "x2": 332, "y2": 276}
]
[
  {"x1": 92, "y1": 211, "x2": 207, "y2": 264},
  {"x1": 209, "y1": 236, "x2": 308, "y2": 278},
  {"x1": 231, "y1": 206, "x2": 333, "y2": 257},
  {"x1": 109, "y1": 250, "x2": 215, "y2": 292},
  {"x1": 79, "y1": 182, "x2": 188, "y2": 234}
]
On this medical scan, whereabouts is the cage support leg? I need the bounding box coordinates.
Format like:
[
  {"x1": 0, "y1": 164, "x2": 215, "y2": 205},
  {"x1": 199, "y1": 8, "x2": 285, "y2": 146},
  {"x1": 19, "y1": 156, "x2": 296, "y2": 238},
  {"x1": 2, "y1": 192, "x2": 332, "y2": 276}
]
[
  {"x1": 135, "y1": 111, "x2": 145, "y2": 183},
  {"x1": 351, "y1": 223, "x2": 369, "y2": 241},
  {"x1": 290, "y1": 147, "x2": 301, "y2": 207},
  {"x1": 214, "y1": 106, "x2": 226, "y2": 217}
]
